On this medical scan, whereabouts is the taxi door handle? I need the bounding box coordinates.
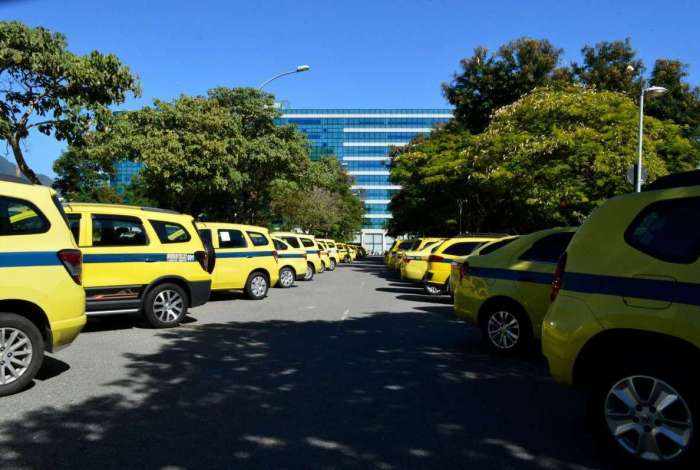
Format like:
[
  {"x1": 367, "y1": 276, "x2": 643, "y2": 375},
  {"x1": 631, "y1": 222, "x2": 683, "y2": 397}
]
[{"x1": 145, "y1": 258, "x2": 157, "y2": 263}]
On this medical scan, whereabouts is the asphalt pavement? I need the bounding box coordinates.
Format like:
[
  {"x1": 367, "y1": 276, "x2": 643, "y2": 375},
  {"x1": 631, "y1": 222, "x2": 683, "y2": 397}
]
[{"x1": 0, "y1": 258, "x2": 610, "y2": 470}]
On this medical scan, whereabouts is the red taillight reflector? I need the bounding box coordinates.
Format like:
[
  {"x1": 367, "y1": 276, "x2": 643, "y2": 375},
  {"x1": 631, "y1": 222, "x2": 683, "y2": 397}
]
[
  {"x1": 273, "y1": 250, "x2": 279, "y2": 262},
  {"x1": 428, "y1": 254, "x2": 444, "y2": 263},
  {"x1": 550, "y1": 252, "x2": 568, "y2": 301},
  {"x1": 58, "y1": 249, "x2": 82, "y2": 285},
  {"x1": 459, "y1": 261, "x2": 469, "y2": 281}
]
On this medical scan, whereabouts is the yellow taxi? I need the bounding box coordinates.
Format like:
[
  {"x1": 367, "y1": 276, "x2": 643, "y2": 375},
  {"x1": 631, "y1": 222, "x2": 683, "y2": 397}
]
[
  {"x1": 64, "y1": 203, "x2": 212, "y2": 328},
  {"x1": 448, "y1": 237, "x2": 519, "y2": 295},
  {"x1": 388, "y1": 239, "x2": 416, "y2": 270},
  {"x1": 337, "y1": 243, "x2": 351, "y2": 263},
  {"x1": 543, "y1": 172, "x2": 700, "y2": 467},
  {"x1": 316, "y1": 240, "x2": 333, "y2": 271},
  {"x1": 0, "y1": 176, "x2": 86, "y2": 396},
  {"x1": 398, "y1": 238, "x2": 445, "y2": 281},
  {"x1": 197, "y1": 222, "x2": 279, "y2": 299},
  {"x1": 347, "y1": 245, "x2": 357, "y2": 261},
  {"x1": 272, "y1": 237, "x2": 307, "y2": 288},
  {"x1": 452, "y1": 228, "x2": 574, "y2": 352},
  {"x1": 384, "y1": 240, "x2": 400, "y2": 265},
  {"x1": 317, "y1": 238, "x2": 339, "y2": 270},
  {"x1": 423, "y1": 235, "x2": 505, "y2": 295},
  {"x1": 273, "y1": 232, "x2": 324, "y2": 278}
]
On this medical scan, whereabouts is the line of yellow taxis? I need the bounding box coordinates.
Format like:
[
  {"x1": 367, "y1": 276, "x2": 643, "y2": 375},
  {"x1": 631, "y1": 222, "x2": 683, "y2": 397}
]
[
  {"x1": 0, "y1": 174, "x2": 364, "y2": 397},
  {"x1": 386, "y1": 170, "x2": 700, "y2": 468}
]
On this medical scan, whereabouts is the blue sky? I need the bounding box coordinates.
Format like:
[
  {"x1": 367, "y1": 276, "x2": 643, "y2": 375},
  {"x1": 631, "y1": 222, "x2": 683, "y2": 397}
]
[{"x1": 2, "y1": 0, "x2": 699, "y2": 176}]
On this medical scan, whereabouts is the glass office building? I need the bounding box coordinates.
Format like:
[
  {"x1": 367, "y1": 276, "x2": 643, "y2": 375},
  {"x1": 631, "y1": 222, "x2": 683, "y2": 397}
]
[{"x1": 276, "y1": 109, "x2": 452, "y2": 253}]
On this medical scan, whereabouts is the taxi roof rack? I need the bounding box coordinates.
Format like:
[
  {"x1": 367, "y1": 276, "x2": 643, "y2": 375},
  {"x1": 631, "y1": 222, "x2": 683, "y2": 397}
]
[
  {"x1": 453, "y1": 232, "x2": 510, "y2": 237},
  {"x1": 644, "y1": 170, "x2": 700, "y2": 191}
]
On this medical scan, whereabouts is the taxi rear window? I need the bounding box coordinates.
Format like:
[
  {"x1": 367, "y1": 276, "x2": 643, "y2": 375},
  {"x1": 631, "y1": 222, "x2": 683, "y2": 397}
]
[
  {"x1": 0, "y1": 196, "x2": 50, "y2": 236},
  {"x1": 247, "y1": 231, "x2": 270, "y2": 247},
  {"x1": 282, "y1": 236, "x2": 300, "y2": 248},
  {"x1": 300, "y1": 238, "x2": 315, "y2": 248},
  {"x1": 150, "y1": 220, "x2": 191, "y2": 244}
]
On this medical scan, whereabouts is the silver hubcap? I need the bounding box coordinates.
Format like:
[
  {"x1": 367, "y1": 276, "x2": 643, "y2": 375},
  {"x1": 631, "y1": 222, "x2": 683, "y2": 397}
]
[
  {"x1": 280, "y1": 269, "x2": 294, "y2": 287},
  {"x1": 305, "y1": 266, "x2": 313, "y2": 280},
  {"x1": 425, "y1": 285, "x2": 441, "y2": 295},
  {"x1": 605, "y1": 375, "x2": 693, "y2": 461},
  {"x1": 153, "y1": 289, "x2": 184, "y2": 323},
  {"x1": 330, "y1": 260, "x2": 336, "y2": 270},
  {"x1": 251, "y1": 275, "x2": 267, "y2": 297},
  {"x1": 0, "y1": 327, "x2": 33, "y2": 385},
  {"x1": 487, "y1": 310, "x2": 520, "y2": 349}
]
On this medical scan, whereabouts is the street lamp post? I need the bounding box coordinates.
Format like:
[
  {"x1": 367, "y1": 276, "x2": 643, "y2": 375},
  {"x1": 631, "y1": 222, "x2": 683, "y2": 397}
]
[
  {"x1": 636, "y1": 84, "x2": 668, "y2": 192},
  {"x1": 258, "y1": 65, "x2": 310, "y2": 90}
]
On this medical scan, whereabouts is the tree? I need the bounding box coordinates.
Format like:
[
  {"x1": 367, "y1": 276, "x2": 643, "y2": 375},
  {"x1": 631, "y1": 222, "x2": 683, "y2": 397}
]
[
  {"x1": 56, "y1": 89, "x2": 311, "y2": 223},
  {"x1": 0, "y1": 21, "x2": 139, "y2": 183},
  {"x1": 442, "y1": 38, "x2": 567, "y2": 133},
  {"x1": 645, "y1": 59, "x2": 700, "y2": 142},
  {"x1": 390, "y1": 87, "x2": 699, "y2": 235},
  {"x1": 572, "y1": 39, "x2": 643, "y2": 96},
  {"x1": 52, "y1": 146, "x2": 121, "y2": 202},
  {"x1": 270, "y1": 157, "x2": 364, "y2": 240}
]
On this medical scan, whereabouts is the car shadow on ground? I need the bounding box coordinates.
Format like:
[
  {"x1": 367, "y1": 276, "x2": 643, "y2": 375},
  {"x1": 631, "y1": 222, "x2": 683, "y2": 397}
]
[
  {"x1": 0, "y1": 310, "x2": 609, "y2": 469},
  {"x1": 82, "y1": 313, "x2": 199, "y2": 333}
]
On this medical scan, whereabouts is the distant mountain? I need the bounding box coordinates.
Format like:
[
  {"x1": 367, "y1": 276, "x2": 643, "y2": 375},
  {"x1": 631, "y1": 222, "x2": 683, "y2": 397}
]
[{"x1": 0, "y1": 157, "x2": 54, "y2": 186}]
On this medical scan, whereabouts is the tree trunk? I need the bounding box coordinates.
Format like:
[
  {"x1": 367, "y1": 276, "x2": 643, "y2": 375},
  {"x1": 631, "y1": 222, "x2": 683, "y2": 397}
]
[{"x1": 9, "y1": 136, "x2": 41, "y2": 185}]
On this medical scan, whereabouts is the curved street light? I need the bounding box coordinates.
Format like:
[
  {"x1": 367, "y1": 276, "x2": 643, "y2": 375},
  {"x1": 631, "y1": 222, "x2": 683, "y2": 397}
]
[
  {"x1": 258, "y1": 65, "x2": 311, "y2": 90},
  {"x1": 636, "y1": 84, "x2": 668, "y2": 192}
]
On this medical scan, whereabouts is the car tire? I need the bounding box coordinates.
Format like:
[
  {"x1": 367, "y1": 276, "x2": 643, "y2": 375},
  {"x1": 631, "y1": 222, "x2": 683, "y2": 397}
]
[
  {"x1": 589, "y1": 353, "x2": 699, "y2": 469},
  {"x1": 144, "y1": 283, "x2": 189, "y2": 328},
  {"x1": 318, "y1": 261, "x2": 326, "y2": 274},
  {"x1": 278, "y1": 267, "x2": 295, "y2": 288},
  {"x1": 0, "y1": 313, "x2": 44, "y2": 397},
  {"x1": 245, "y1": 271, "x2": 269, "y2": 300},
  {"x1": 303, "y1": 263, "x2": 315, "y2": 281},
  {"x1": 480, "y1": 304, "x2": 532, "y2": 355},
  {"x1": 424, "y1": 283, "x2": 443, "y2": 296},
  {"x1": 329, "y1": 259, "x2": 336, "y2": 271}
]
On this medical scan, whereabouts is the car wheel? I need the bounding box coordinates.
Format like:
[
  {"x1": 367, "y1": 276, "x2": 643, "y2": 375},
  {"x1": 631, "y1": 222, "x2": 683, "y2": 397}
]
[
  {"x1": 0, "y1": 313, "x2": 44, "y2": 397},
  {"x1": 329, "y1": 259, "x2": 336, "y2": 271},
  {"x1": 278, "y1": 267, "x2": 295, "y2": 288},
  {"x1": 245, "y1": 272, "x2": 269, "y2": 300},
  {"x1": 144, "y1": 283, "x2": 188, "y2": 328},
  {"x1": 318, "y1": 262, "x2": 326, "y2": 274},
  {"x1": 424, "y1": 283, "x2": 442, "y2": 296},
  {"x1": 481, "y1": 305, "x2": 531, "y2": 354},
  {"x1": 590, "y1": 356, "x2": 698, "y2": 468},
  {"x1": 303, "y1": 263, "x2": 315, "y2": 281}
]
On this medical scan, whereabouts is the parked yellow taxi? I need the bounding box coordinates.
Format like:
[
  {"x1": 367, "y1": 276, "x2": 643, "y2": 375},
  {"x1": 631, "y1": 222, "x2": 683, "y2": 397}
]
[
  {"x1": 317, "y1": 238, "x2": 339, "y2": 270},
  {"x1": 543, "y1": 171, "x2": 700, "y2": 467},
  {"x1": 423, "y1": 235, "x2": 504, "y2": 295},
  {"x1": 448, "y1": 237, "x2": 519, "y2": 295},
  {"x1": 316, "y1": 240, "x2": 333, "y2": 271},
  {"x1": 452, "y1": 228, "x2": 574, "y2": 353},
  {"x1": 197, "y1": 222, "x2": 279, "y2": 299},
  {"x1": 64, "y1": 203, "x2": 212, "y2": 328},
  {"x1": 273, "y1": 232, "x2": 323, "y2": 279},
  {"x1": 0, "y1": 176, "x2": 86, "y2": 396},
  {"x1": 398, "y1": 238, "x2": 445, "y2": 282},
  {"x1": 272, "y1": 237, "x2": 307, "y2": 288}
]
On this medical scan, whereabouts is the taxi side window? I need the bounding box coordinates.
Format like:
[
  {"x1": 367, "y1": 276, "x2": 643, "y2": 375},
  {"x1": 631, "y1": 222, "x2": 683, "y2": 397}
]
[
  {"x1": 67, "y1": 214, "x2": 81, "y2": 243},
  {"x1": 300, "y1": 238, "x2": 315, "y2": 248},
  {"x1": 247, "y1": 231, "x2": 269, "y2": 247},
  {"x1": 519, "y1": 232, "x2": 574, "y2": 263},
  {"x1": 92, "y1": 215, "x2": 148, "y2": 246},
  {"x1": 150, "y1": 220, "x2": 191, "y2": 244},
  {"x1": 625, "y1": 197, "x2": 700, "y2": 264},
  {"x1": 479, "y1": 237, "x2": 518, "y2": 255},
  {"x1": 0, "y1": 197, "x2": 50, "y2": 236},
  {"x1": 442, "y1": 242, "x2": 482, "y2": 256},
  {"x1": 283, "y1": 236, "x2": 301, "y2": 248},
  {"x1": 273, "y1": 239, "x2": 288, "y2": 251},
  {"x1": 219, "y1": 229, "x2": 247, "y2": 248}
]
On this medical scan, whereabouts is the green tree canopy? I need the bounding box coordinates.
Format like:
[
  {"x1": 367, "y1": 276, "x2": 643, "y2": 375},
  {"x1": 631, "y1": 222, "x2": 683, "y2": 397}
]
[
  {"x1": 442, "y1": 38, "x2": 566, "y2": 133},
  {"x1": 389, "y1": 87, "x2": 699, "y2": 236},
  {"x1": 0, "y1": 21, "x2": 140, "y2": 183},
  {"x1": 572, "y1": 38, "x2": 644, "y2": 95}
]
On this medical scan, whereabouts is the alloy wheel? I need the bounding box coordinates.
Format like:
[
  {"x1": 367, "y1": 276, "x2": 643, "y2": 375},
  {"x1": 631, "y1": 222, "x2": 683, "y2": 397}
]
[
  {"x1": 0, "y1": 327, "x2": 33, "y2": 385},
  {"x1": 251, "y1": 275, "x2": 268, "y2": 297},
  {"x1": 153, "y1": 289, "x2": 184, "y2": 323},
  {"x1": 280, "y1": 269, "x2": 294, "y2": 287},
  {"x1": 487, "y1": 310, "x2": 520, "y2": 350},
  {"x1": 605, "y1": 375, "x2": 693, "y2": 462}
]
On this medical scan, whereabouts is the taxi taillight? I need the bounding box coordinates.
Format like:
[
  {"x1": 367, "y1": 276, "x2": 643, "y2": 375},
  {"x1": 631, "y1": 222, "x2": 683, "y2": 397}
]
[
  {"x1": 428, "y1": 254, "x2": 444, "y2": 264},
  {"x1": 273, "y1": 250, "x2": 279, "y2": 263},
  {"x1": 58, "y1": 249, "x2": 82, "y2": 285},
  {"x1": 459, "y1": 261, "x2": 469, "y2": 281},
  {"x1": 194, "y1": 250, "x2": 209, "y2": 273},
  {"x1": 550, "y1": 253, "x2": 568, "y2": 301}
]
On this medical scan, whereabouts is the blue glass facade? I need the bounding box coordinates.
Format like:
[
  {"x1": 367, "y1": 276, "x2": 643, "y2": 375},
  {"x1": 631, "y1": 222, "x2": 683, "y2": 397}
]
[{"x1": 275, "y1": 109, "x2": 452, "y2": 241}]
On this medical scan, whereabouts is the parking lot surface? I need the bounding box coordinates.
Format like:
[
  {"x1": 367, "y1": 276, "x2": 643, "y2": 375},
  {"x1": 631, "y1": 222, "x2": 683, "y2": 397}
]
[{"x1": 0, "y1": 258, "x2": 610, "y2": 470}]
